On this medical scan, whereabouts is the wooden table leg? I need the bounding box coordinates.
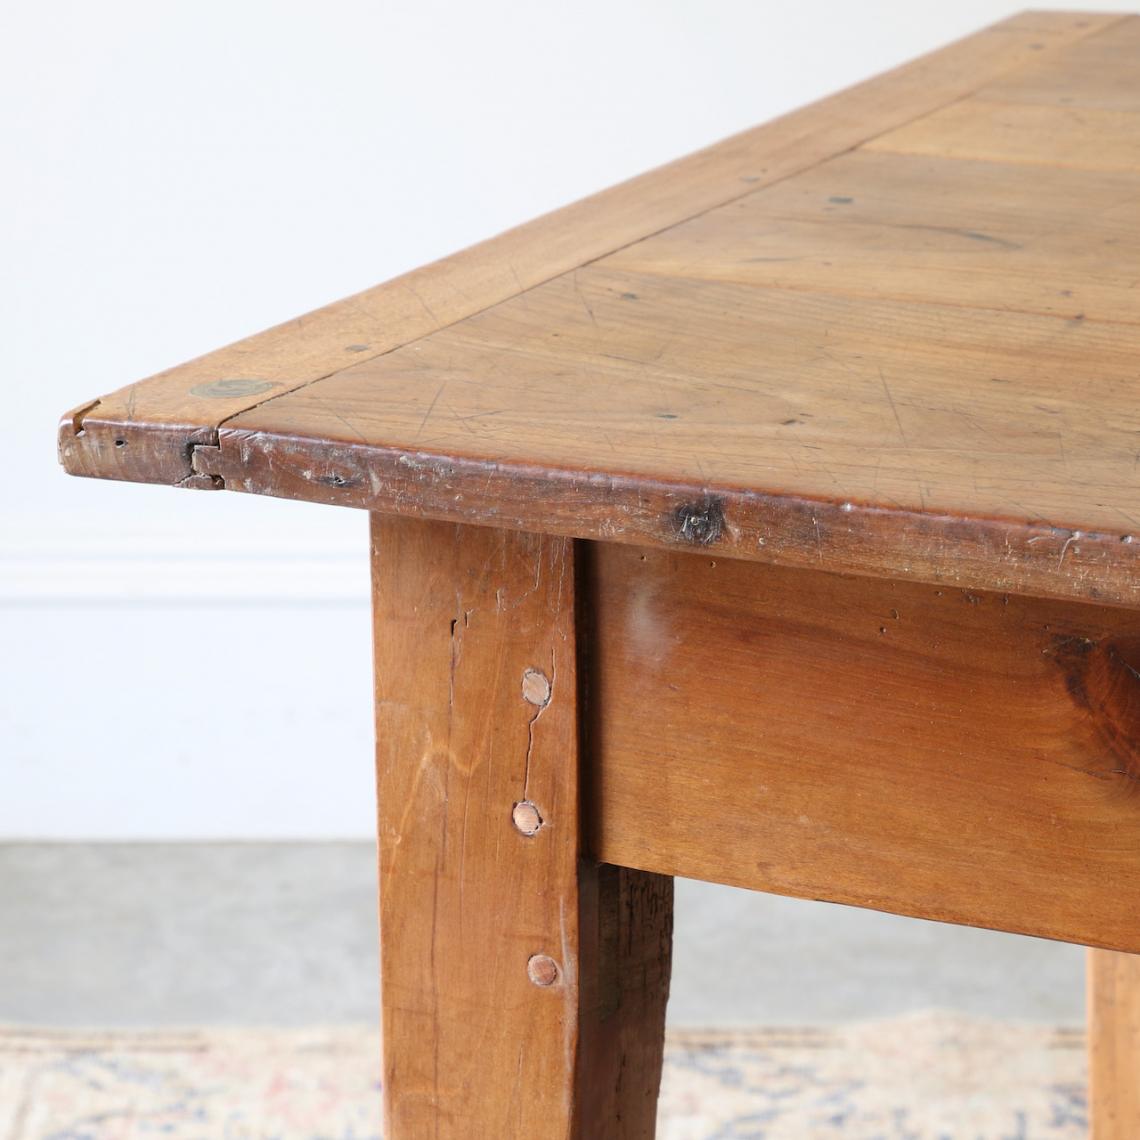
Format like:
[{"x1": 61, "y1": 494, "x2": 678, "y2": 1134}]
[
  {"x1": 1089, "y1": 948, "x2": 1140, "y2": 1138},
  {"x1": 371, "y1": 515, "x2": 673, "y2": 1138}
]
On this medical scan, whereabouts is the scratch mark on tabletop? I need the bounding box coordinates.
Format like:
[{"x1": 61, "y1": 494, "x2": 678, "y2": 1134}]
[
  {"x1": 879, "y1": 367, "x2": 910, "y2": 449},
  {"x1": 330, "y1": 410, "x2": 369, "y2": 444},
  {"x1": 342, "y1": 296, "x2": 386, "y2": 331},
  {"x1": 453, "y1": 408, "x2": 506, "y2": 422},
  {"x1": 819, "y1": 347, "x2": 861, "y2": 378},
  {"x1": 1058, "y1": 433, "x2": 1072, "y2": 477},
  {"x1": 404, "y1": 282, "x2": 441, "y2": 324},
  {"x1": 415, "y1": 384, "x2": 447, "y2": 441},
  {"x1": 450, "y1": 408, "x2": 476, "y2": 436},
  {"x1": 572, "y1": 271, "x2": 598, "y2": 327},
  {"x1": 510, "y1": 264, "x2": 531, "y2": 308}
]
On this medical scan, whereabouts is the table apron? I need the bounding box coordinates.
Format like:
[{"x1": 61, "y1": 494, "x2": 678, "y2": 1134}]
[{"x1": 584, "y1": 540, "x2": 1140, "y2": 951}]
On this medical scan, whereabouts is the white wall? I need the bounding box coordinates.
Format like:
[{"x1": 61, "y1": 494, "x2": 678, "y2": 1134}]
[{"x1": 3, "y1": 0, "x2": 1124, "y2": 837}]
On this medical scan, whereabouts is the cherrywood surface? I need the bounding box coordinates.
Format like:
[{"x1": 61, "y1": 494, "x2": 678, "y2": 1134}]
[
  {"x1": 55, "y1": 14, "x2": 1140, "y2": 1127},
  {"x1": 56, "y1": 13, "x2": 1140, "y2": 1130},
  {"x1": 57, "y1": 13, "x2": 1138, "y2": 605},
  {"x1": 584, "y1": 542, "x2": 1140, "y2": 950},
  {"x1": 607, "y1": 148, "x2": 1140, "y2": 325},
  {"x1": 1089, "y1": 949, "x2": 1140, "y2": 1138},
  {"x1": 371, "y1": 516, "x2": 671, "y2": 1138}
]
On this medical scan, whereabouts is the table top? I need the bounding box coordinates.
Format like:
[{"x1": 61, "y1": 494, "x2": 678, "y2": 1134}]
[{"x1": 60, "y1": 11, "x2": 1140, "y2": 607}]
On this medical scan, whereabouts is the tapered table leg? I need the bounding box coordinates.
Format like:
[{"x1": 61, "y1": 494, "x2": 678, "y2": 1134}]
[
  {"x1": 370, "y1": 515, "x2": 673, "y2": 1138},
  {"x1": 1089, "y1": 948, "x2": 1140, "y2": 1138}
]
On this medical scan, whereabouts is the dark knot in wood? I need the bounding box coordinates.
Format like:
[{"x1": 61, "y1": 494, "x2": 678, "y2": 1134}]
[{"x1": 1052, "y1": 633, "x2": 1140, "y2": 789}]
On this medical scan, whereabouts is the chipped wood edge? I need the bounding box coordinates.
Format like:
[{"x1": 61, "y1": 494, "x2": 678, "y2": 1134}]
[
  {"x1": 57, "y1": 403, "x2": 221, "y2": 488},
  {"x1": 58, "y1": 11, "x2": 1127, "y2": 488},
  {"x1": 195, "y1": 429, "x2": 1139, "y2": 609}
]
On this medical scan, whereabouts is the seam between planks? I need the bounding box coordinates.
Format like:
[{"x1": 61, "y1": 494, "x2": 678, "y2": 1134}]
[{"x1": 214, "y1": 16, "x2": 1132, "y2": 439}]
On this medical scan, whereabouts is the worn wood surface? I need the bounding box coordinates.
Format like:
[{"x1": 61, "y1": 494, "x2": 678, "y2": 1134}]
[
  {"x1": 197, "y1": 255, "x2": 1140, "y2": 606},
  {"x1": 980, "y1": 13, "x2": 1140, "y2": 111},
  {"x1": 867, "y1": 98, "x2": 1140, "y2": 170},
  {"x1": 607, "y1": 148, "x2": 1140, "y2": 324},
  {"x1": 371, "y1": 516, "x2": 671, "y2": 1138},
  {"x1": 584, "y1": 542, "x2": 1140, "y2": 950},
  {"x1": 867, "y1": 15, "x2": 1140, "y2": 168},
  {"x1": 1089, "y1": 949, "x2": 1140, "y2": 1138},
  {"x1": 58, "y1": 10, "x2": 1109, "y2": 472},
  {"x1": 57, "y1": 13, "x2": 1140, "y2": 606}
]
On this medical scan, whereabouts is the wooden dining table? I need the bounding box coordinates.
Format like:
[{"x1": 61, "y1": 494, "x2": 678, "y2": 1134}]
[{"x1": 59, "y1": 10, "x2": 1140, "y2": 1136}]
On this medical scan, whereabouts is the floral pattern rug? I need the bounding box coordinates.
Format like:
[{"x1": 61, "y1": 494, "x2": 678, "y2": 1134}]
[{"x1": 0, "y1": 1011, "x2": 1086, "y2": 1139}]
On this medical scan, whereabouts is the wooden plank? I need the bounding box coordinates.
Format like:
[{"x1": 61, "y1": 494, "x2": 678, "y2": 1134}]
[
  {"x1": 371, "y1": 515, "x2": 672, "y2": 1138},
  {"x1": 583, "y1": 543, "x2": 1140, "y2": 951},
  {"x1": 605, "y1": 148, "x2": 1140, "y2": 325},
  {"x1": 1089, "y1": 949, "x2": 1140, "y2": 1138},
  {"x1": 198, "y1": 264, "x2": 1140, "y2": 608},
  {"x1": 865, "y1": 99, "x2": 1140, "y2": 171},
  {"x1": 980, "y1": 14, "x2": 1140, "y2": 111},
  {"x1": 59, "y1": 12, "x2": 1123, "y2": 487}
]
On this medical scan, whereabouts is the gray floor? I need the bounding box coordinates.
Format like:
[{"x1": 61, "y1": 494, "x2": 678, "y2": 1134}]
[{"x1": 0, "y1": 843, "x2": 1085, "y2": 1027}]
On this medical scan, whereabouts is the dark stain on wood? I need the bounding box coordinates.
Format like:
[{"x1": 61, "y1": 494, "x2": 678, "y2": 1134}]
[
  {"x1": 315, "y1": 472, "x2": 356, "y2": 488},
  {"x1": 672, "y1": 498, "x2": 725, "y2": 546}
]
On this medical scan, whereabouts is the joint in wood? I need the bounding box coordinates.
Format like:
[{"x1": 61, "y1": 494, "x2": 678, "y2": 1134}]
[
  {"x1": 512, "y1": 800, "x2": 544, "y2": 836},
  {"x1": 526, "y1": 954, "x2": 561, "y2": 987},
  {"x1": 65, "y1": 399, "x2": 102, "y2": 437},
  {"x1": 186, "y1": 443, "x2": 226, "y2": 490},
  {"x1": 522, "y1": 667, "x2": 551, "y2": 707}
]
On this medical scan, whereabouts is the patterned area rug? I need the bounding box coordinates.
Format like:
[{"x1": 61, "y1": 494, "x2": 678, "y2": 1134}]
[{"x1": 0, "y1": 1012, "x2": 1086, "y2": 1139}]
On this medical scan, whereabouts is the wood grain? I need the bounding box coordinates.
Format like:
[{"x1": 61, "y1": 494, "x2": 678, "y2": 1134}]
[
  {"x1": 152, "y1": 13, "x2": 1140, "y2": 608},
  {"x1": 865, "y1": 98, "x2": 1140, "y2": 171},
  {"x1": 584, "y1": 542, "x2": 1140, "y2": 950},
  {"x1": 1089, "y1": 949, "x2": 1140, "y2": 1138},
  {"x1": 866, "y1": 17, "x2": 1140, "y2": 166},
  {"x1": 606, "y1": 148, "x2": 1140, "y2": 325},
  {"x1": 199, "y1": 260, "x2": 1140, "y2": 607},
  {"x1": 58, "y1": 15, "x2": 1140, "y2": 606},
  {"x1": 980, "y1": 14, "x2": 1140, "y2": 112},
  {"x1": 371, "y1": 516, "x2": 671, "y2": 1138},
  {"x1": 59, "y1": 11, "x2": 1122, "y2": 486}
]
